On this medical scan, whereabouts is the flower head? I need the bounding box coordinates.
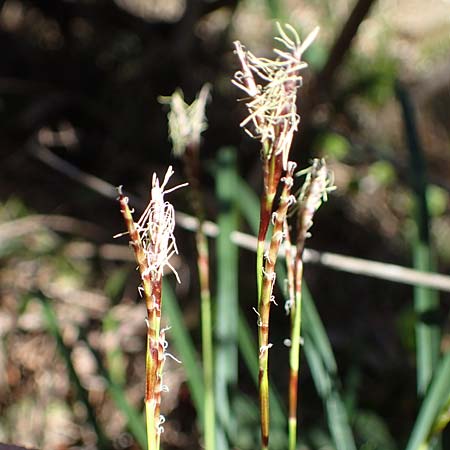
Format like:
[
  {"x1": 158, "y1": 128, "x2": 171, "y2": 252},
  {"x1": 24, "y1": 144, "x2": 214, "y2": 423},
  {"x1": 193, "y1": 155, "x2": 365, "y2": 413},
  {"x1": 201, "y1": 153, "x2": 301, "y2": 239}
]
[
  {"x1": 295, "y1": 158, "x2": 335, "y2": 235},
  {"x1": 159, "y1": 84, "x2": 210, "y2": 157},
  {"x1": 136, "y1": 166, "x2": 187, "y2": 282},
  {"x1": 233, "y1": 24, "x2": 319, "y2": 168}
]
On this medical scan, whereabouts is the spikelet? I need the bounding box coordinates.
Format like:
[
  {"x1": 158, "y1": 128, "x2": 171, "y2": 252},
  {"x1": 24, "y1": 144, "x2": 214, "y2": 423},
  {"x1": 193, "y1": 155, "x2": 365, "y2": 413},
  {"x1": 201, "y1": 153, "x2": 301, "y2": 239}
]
[
  {"x1": 159, "y1": 85, "x2": 210, "y2": 157},
  {"x1": 233, "y1": 24, "x2": 319, "y2": 168},
  {"x1": 296, "y1": 158, "x2": 335, "y2": 238},
  {"x1": 135, "y1": 166, "x2": 187, "y2": 283}
]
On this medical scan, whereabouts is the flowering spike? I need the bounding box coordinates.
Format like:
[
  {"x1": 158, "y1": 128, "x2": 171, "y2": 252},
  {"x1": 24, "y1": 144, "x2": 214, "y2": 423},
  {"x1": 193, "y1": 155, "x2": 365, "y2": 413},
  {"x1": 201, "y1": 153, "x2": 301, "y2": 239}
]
[
  {"x1": 117, "y1": 167, "x2": 185, "y2": 450},
  {"x1": 135, "y1": 167, "x2": 187, "y2": 282},
  {"x1": 296, "y1": 158, "x2": 335, "y2": 238},
  {"x1": 159, "y1": 85, "x2": 210, "y2": 157},
  {"x1": 233, "y1": 24, "x2": 318, "y2": 169}
]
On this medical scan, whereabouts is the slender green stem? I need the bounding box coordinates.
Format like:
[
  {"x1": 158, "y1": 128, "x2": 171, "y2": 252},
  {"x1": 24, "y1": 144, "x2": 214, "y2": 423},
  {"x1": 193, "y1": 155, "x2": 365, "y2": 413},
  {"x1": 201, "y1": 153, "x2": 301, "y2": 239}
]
[
  {"x1": 284, "y1": 221, "x2": 299, "y2": 450},
  {"x1": 406, "y1": 350, "x2": 450, "y2": 450},
  {"x1": 182, "y1": 143, "x2": 216, "y2": 450},
  {"x1": 287, "y1": 159, "x2": 334, "y2": 450},
  {"x1": 288, "y1": 259, "x2": 303, "y2": 450},
  {"x1": 215, "y1": 147, "x2": 239, "y2": 450},
  {"x1": 234, "y1": 171, "x2": 357, "y2": 450},
  {"x1": 396, "y1": 82, "x2": 440, "y2": 398},
  {"x1": 146, "y1": 401, "x2": 157, "y2": 450},
  {"x1": 285, "y1": 223, "x2": 305, "y2": 450},
  {"x1": 197, "y1": 229, "x2": 216, "y2": 450}
]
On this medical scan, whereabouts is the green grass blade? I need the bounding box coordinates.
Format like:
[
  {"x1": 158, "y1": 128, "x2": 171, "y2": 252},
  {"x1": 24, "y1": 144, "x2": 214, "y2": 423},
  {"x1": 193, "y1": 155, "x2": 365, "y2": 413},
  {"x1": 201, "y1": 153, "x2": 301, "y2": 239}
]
[
  {"x1": 234, "y1": 174, "x2": 260, "y2": 232},
  {"x1": 302, "y1": 284, "x2": 337, "y2": 373},
  {"x1": 102, "y1": 312, "x2": 127, "y2": 386},
  {"x1": 396, "y1": 82, "x2": 440, "y2": 397},
  {"x1": 81, "y1": 330, "x2": 147, "y2": 450},
  {"x1": 106, "y1": 383, "x2": 147, "y2": 448},
  {"x1": 413, "y1": 240, "x2": 440, "y2": 395},
  {"x1": 264, "y1": 0, "x2": 285, "y2": 20},
  {"x1": 406, "y1": 351, "x2": 450, "y2": 450},
  {"x1": 162, "y1": 279, "x2": 205, "y2": 421},
  {"x1": 303, "y1": 322, "x2": 357, "y2": 450},
  {"x1": 37, "y1": 292, "x2": 109, "y2": 449},
  {"x1": 235, "y1": 175, "x2": 356, "y2": 450},
  {"x1": 215, "y1": 147, "x2": 239, "y2": 449}
]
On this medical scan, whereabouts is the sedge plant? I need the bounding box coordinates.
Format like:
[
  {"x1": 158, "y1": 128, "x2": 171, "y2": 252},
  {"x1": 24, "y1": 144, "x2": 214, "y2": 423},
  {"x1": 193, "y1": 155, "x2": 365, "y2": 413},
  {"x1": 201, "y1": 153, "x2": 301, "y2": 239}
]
[
  {"x1": 284, "y1": 159, "x2": 335, "y2": 450},
  {"x1": 116, "y1": 167, "x2": 186, "y2": 450},
  {"x1": 233, "y1": 23, "x2": 319, "y2": 449},
  {"x1": 160, "y1": 85, "x2": 216, "y2": 450}
]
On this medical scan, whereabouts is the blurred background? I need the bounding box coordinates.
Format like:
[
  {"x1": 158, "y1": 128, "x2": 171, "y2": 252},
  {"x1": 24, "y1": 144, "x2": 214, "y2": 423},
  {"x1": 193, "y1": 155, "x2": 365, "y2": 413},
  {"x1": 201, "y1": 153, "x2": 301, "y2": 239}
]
[{"x1": 0, "y1": 0, "x2": 450, "y2": 449}]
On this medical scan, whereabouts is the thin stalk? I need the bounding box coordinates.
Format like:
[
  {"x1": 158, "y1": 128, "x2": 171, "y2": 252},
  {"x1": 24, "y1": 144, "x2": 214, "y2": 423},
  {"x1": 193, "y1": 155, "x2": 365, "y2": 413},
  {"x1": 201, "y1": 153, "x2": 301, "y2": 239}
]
[
  {"x1": 197, "y1": 230, "x2": 215, "y2": 450},
  {"x1": 234, "y1": 171, "x2": 356, "y2": 450},
  {"x1": 183, "y1": 142, "x2": 216, "y2": 450},
  {"x1": 259, "y1": 162, "x2": 296, "y2": 449},
  {"x1": 117, "y1": 168, "x2": 182, "y2": 450},
  {"x1": 162, "y1": 86, "x2": 215, "y2": 449},
  {"x1": 233, "y1": 25, "x2": 319, "y2": 450},
  {"x1": 237, "y1": 309, "x2": 287, "y2": 426},
  {"x1": 406, "y1": 350, "x2": 450, "y2": 450},
  {"x1": 283, "y1": 221, "x2": 298, "y2": 450},
  {"x1": 118, "y1": 192, "x2": 161, "y2": 450},
  {"x1": 287, "y1": 159, "x2": 334, "y2": 450},
  {"x1": 288, "y1": 247, "x2": 305, "y2": 450},
  {"x1": 215, "y1": 147, "x2": 239, "y2": 450},
  {"x1": 396, "y1": 81, "x2": 440, "y2": 398}
]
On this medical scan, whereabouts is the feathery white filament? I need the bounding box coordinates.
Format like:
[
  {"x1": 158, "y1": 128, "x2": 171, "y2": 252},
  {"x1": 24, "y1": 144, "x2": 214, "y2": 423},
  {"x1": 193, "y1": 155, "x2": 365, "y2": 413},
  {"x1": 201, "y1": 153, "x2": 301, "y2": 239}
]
[{"x1": 136, "y1": 166, "x2": 187, "y2": 282}]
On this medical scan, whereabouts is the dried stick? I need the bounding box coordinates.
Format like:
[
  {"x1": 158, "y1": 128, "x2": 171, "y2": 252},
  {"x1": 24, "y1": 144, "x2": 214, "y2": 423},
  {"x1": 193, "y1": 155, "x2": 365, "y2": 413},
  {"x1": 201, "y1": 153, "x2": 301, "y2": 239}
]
[{"x1": 31, "y1": 142, "x2": 450, "y2": 292}]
